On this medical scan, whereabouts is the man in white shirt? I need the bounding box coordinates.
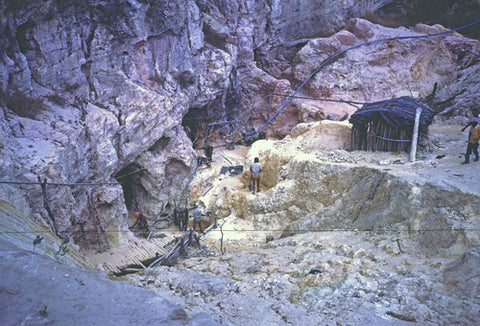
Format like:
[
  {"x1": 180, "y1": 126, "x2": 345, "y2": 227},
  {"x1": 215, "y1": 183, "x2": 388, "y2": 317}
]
[{"x1": 250, "y1": 157, "x2": 262, "y2": 194}]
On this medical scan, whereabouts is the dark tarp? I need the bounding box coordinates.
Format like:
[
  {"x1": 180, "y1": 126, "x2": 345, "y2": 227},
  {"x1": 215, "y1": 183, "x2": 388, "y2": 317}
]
[
  {"x1": 220, "y1": 165, "x2": 244, "y2": 176},
  {"x1": 349, "y1": 96, "x2": 434, "y2": 133}
]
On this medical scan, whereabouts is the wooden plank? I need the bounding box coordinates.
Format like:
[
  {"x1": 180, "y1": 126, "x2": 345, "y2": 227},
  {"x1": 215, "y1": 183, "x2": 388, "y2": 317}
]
[{"x1": 110, "y1": 237, "x2": 175, "y2": 273}]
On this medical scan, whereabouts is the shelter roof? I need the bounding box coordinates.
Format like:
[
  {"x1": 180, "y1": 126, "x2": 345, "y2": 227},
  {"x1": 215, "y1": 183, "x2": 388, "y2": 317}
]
[{"x1": 349, "y1": 96, "x2": 434, "y2": 133}]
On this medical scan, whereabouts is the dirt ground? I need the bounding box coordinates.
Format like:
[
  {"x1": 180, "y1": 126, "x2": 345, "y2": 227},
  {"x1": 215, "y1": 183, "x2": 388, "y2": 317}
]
[{"x1": 410, "y1": 123, "x2": 479, "y2": 193}]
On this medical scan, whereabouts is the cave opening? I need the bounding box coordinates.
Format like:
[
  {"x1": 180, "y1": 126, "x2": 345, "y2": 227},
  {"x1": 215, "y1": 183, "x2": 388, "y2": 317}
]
[
  {"x1": 114, "y1": 163, "x2": 142, "y2": 209},
  {"x1": 182, "y1": 107, "x2": 209, "y2": 146}
]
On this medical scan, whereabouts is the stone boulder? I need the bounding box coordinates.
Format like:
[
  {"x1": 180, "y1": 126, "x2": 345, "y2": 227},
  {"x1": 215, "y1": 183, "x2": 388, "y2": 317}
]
[{"x1": 443, "y1": 247, "x2": 480, "y2": 298}]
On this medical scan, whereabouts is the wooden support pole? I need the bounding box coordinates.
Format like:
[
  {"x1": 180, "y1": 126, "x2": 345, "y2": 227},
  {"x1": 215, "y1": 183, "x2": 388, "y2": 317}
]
[
  {"x1": 79, "y1": 221, "x2": 89, "y2": 250},
  {"x1": 350, "y1": 126, "x2": 355, "y2": 151},
  {"x1": 410, "y1": 106, "x2": 423, "y2": 162},
  {"x1": 87, "y1": 191, "x2": 103, "y2": 253},
  {"x1": 267, "y1": 93, "x2": 272, "y2": 140},
  {"x1": 384, "y1": 126, "x2": 388, "y2": 152},
  {"x1": 38, "y1": 177, "x2": 59, "y2": 236},
  {"x1": 87, "y1": 190, "x2": 110, "y2": 252}
]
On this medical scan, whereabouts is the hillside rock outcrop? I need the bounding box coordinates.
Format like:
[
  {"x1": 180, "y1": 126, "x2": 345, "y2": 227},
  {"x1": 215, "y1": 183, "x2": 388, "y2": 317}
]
[{"x1": 0, "y1": 0, "x2": 479, "y2": 247}]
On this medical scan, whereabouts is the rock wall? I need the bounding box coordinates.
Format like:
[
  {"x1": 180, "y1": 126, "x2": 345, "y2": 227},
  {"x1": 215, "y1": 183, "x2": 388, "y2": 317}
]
[
  {"x1": 0, "y1": 0, "x2": 230, "y2": 245},
  {"x1": 0, "y1": 0, "x2": 479, "y2": 247}
]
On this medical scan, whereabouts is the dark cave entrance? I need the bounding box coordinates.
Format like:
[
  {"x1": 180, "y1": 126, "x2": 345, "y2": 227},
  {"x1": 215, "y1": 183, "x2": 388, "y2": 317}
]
[
  {"x1": 114, "y1": 163, "x2": 142, "y2": 209},
  {"x1": 182, "y1": 107, "x2": 210, "y2": 147}
]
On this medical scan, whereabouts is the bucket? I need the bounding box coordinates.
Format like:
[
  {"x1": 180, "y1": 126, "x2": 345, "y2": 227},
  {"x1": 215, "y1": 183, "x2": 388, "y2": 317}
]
[{"x1": 226, "y1": 139, "x2": 235, "y2": 150}]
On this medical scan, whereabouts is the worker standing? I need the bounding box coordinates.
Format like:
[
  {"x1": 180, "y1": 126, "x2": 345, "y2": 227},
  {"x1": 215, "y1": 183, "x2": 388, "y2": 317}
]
[
  {"x1": 250, "y1": 157, "x2": 262, "y2": 194},
  {"x1": 191, "y1": 204, "x2": 203, "y2": 233}
]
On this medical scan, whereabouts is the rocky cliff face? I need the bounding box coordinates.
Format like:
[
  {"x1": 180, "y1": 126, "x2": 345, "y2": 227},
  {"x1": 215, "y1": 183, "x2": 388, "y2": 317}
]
[{"x1": 0, "y1": 0, "x2": 479, "y2": 246}]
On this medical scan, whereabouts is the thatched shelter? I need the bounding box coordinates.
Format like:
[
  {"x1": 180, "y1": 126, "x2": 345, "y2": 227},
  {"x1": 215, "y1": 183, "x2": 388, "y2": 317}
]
[{"x1": 349, "y1": 96, "x2": 434, "y2": 152}]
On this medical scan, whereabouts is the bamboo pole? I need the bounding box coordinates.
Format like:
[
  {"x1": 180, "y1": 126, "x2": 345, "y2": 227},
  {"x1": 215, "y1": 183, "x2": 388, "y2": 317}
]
[
  {"x1": 351, "y1": 127, "x2": 354, "y2": 150},
  {"x1": 387, "y1": 127, "x2": 392, "y2": 152},
  {"x1": 87, "y1": 190, "x2": 102, "y2": 252},
  {"x1": 410, "y1": 107, "x2": 423, "y2": 162},
  {"x1": 38, "y1": 177, "x2": 59, "y2": 236},
  {"x1": 371, "y1": 123, "x2": 374, "y2": 151},
  {"x1": 267, "y1": 93, "x2": 272, "y2": 140},
  {"x1": 383, "y1": 124, "x2": 387, "y2": 152}
]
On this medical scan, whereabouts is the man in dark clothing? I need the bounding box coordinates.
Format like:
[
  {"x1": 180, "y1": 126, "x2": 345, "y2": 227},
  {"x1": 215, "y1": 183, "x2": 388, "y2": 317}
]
[
  {"x1": 191, "y1": 205, "x2": 203, "y2": 233},
  {"x1": 129, "y1": 211, "x2": 149, "y2": 237},
  {"x1": 174, "y1": 208, "x2": 188, "y2": 231},
  {"x1": 462, "y1": 117, "x2": 480, "y2": 164}
]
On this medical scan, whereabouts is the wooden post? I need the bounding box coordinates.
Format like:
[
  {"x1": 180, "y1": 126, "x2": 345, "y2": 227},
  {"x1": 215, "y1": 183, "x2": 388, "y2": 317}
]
[
  {"x1": 38, "y1": 177, "x2": 59, "y2": 236},
  {"x1": 266, "y1": 93, "x2": 272, "y2": 140},
  {"x1": 410, "y1": 107, "x2": 423, "y2": 162}
]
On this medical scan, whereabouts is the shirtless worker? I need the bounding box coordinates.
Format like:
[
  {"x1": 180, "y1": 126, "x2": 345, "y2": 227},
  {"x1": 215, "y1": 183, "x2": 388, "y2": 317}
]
[{"x1": 250, "y1": 157, "x2": 262, "y2": 194}]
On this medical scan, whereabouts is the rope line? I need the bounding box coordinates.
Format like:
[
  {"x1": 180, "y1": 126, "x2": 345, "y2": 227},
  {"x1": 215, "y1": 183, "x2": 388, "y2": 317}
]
[
  {"x1": 0, "y1": 167, "x2": 143, "y2": 186},
  {"x1": 368, "y1": 134, "x2": 412, "y2": 143},
  {"x1": 0, "y1": 180, "x2": 120, "y2": 186},
  {"x1": 115, "y1": 168, "x2": 145, "y2": 180},
  {"x1": 269, "y1": 93, "x2": 365, "y2": 107},
  {"x1": 0, "y1": 228, "x2": 478, "y2": 234},
  {"x1": 249, "y1": 19, "x2": 480, "y2": 136}
]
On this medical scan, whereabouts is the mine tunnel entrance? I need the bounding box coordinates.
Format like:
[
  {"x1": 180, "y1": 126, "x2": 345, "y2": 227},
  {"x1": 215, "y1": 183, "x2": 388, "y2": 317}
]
[
  {"x1": 182, "y1": 106, "x2": 209, "y2": 147},
  {"x1": 114, "y1": 163, "x2": 142, "y2": 209}
]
